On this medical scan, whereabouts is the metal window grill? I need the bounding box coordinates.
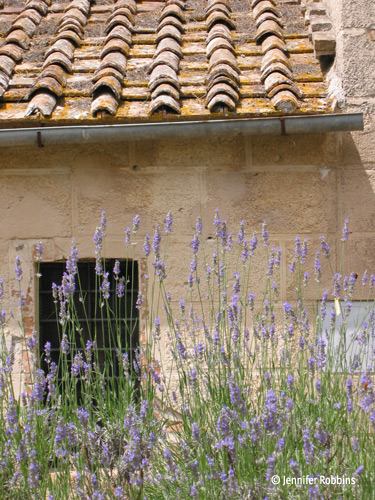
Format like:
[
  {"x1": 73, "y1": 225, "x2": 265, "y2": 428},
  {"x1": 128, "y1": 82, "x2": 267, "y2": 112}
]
[{"x1": 38, "y1": 260, "x2": 139, "y2": 384}]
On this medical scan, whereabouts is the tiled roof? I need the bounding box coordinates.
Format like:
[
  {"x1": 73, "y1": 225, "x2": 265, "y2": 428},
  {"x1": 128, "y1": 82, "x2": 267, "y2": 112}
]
[{"x1": 0, "y1": 0, "x2": 334, "y2": 127}]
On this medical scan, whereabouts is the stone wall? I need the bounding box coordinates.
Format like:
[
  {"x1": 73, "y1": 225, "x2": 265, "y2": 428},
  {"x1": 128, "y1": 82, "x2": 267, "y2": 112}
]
[
  {"x1": 1, "y1": 0, "x2": 374, "y2": 392},
  {"x1": 0, "y1": 119, "x2": 374, "y2": 394}
]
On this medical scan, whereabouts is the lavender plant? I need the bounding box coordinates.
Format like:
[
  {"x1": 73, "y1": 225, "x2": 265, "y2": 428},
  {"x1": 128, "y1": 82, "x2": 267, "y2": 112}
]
[{"x1": 0, "y1": 212, "x2": 374, "y2": 499}]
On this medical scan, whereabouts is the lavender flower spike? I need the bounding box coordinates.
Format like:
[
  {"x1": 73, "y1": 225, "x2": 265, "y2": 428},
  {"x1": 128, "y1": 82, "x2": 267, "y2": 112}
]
[
  {"x1": 15, "y1": 256, "x2": 23, "y2": 281},
  {"x1": 133, "y1": 214, "x2": 141, "y2": 234},
  {"x1": 164, "y1": 211, "x2": 173, "y2": 234},
  {"x1": 262, "y1": 220, "x2": 269, "y2": 246},
  {"x1": 341, "y1": 218, "x2": 349, "y2": 242},
  {"x1": 35, "y1": 242, "x2": 44, "y2": 262}
]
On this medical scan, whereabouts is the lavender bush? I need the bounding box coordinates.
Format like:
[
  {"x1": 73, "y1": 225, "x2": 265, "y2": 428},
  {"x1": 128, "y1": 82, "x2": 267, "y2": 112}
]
[{"x1": 0, "y1": 211, "x2": 374, "y2": 499}]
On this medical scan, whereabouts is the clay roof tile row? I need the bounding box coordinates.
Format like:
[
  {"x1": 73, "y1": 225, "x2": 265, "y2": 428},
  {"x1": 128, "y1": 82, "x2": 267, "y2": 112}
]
[
  {"x1": 91, "y1": 0, "x2": 136, "y2": 116},
  {"x1": 254, "y1": 0, "x2": 300, "y2": 113},
  {"x1": 0, "y1": 0, "x2": 334, "y2": 126},
  {"x1": 0, "y1": 0, "x2": 49, "y2": 97}
]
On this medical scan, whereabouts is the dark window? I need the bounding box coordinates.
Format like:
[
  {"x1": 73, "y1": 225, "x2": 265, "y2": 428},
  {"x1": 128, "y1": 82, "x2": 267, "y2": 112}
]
[{"x1": 38, "y1": 260, "x2": 139, "y2": 389}]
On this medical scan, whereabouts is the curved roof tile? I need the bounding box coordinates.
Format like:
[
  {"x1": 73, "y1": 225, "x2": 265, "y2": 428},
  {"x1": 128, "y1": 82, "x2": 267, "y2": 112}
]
[{"x1": 0, "y1": 0, "x2": 333, "y2": 125}]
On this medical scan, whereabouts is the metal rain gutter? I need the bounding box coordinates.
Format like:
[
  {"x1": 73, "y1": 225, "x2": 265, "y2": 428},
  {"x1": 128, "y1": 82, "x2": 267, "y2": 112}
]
[{"x1": 0, "y1": 113, "x2": 364, "y2": 148}]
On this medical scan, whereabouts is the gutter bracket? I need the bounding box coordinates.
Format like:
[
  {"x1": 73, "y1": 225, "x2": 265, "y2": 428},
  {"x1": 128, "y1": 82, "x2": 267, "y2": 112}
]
[
  {"x1": 280, "y1": 118, "x2": 287, "y2": 136},
  {"x1": 37, "y1": 131, "x2": 44, "y2": 148}
]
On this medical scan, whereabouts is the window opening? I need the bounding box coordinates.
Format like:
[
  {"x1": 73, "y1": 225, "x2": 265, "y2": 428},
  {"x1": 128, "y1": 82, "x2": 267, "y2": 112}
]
[{"x1": 38, "y1": 260, "x2": 139, "y2": 396}]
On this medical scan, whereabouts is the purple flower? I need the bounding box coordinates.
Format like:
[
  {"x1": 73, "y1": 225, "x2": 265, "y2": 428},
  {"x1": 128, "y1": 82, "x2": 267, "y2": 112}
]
[
  {"x1": 303, "y1": 272, "x2": 309, "y2": 287},
  {"x1": 250, "y1": 231, "x2": 258, "y2": 255},
  {"x1": 332, "y1": 273, "x2": 342, "y2": 299},
  {"x1": 316, "y1": 338, "x2": 326, "y2": 369},
  {"x1": 133, "y1": 214, "x2": 141, "y2": 233},
  {"x1": 152, "y1": 225, "x2": 162, "y2": 257},
  {"x1": 355, "y1": 465, "x2": 364, "y2": 476},
  {"x1": 303, "y1": 428, "x2": 314, "y2": 465},
  {"x1": 362, "y1": 270, "x2": 368, "y2": 286},
  {"x1": 94, "y1": 212, "x2": 106, "y2": 264},
  {"x1": 196, "y1": 216, "x2": 203, "y2": 235},
  {"x1": 113, "y1": 260, "x2": 120, "y2": 279},
  {"x1": 114, "y1": 486, "x2": 124, "y2": 499},
  {"x1": 117, "y1": 277, "x2": 125, "y2": 298},
  {"x1": 289, "y1": 459, "x2": 299, "y2": 476},
  {"x1": 262, "y1": 220, "x2": 269, "y2": 247},
  {"x1": 289, "y1": 258, "x2": 296, "y2": 273},
  {"x1": 100, "y1": 272, "x2": 110, "y2": 301},
  {"x1": 71, "y1": 352, "x2": 83, "y2": 376},
  {"x1": 320, "y1": 236, "x2": 330, "y2": 258},
  {"x1": 275, "y1": 247, "x2": 281, "y2": 268},
  {"x1": 220, "y1": 219, "x2": 229, "y2": 247},
  {"x1": 136, "y1": 291, "x2": 144, "y2": 309},
  {"x1": 191, "y1": 234, "x2": 200, "y2": 255},
  {"x1": 267, "y1": 246, "x2": 275, "y2": 276},
  {"x1": 192, "y1": 422, "x2": 200, "y2": 440},
  {"x1": 124, "y1": 227, "x2": 131, "y2": 248},
  {"x1": 265, "y1": 455, "x2": 276, "y2": 482},
  {"x1": 164, "y1": 211, "x2": 173, "y2": 233},
  {"x1": 262, "y1": 390, "x2": 280, "y2": 433},
  {"x1": 250, "y1": 416, "x2": 263, "y2": 444},
  {"x1": 26, "y1": 330, "x2": 38, "y2": 351},
  {"x1": 190, "y1": 485, "x2": 199, "y2": 497},
  {"x1": 283, "y1": 302, "x2": 294, "y2": 317},
  {"x1": 153, "y1": 259, "x2": 166, "y2": 280},
  {"x1": 314, "y1": 418, "x2": 327, "y2": 445},
  {"x1": 341, "y1": 218, "x2": 349, "y2": 242},
  {"x1": 36, "y1": 242, "x2": 44, "y2": 262},
  {"x1": 320, "y1": 290, "x2": 328, "y2": 320},
  {"x1": 15, "y1": 256, "x2": 22, "y2": 281},
  {"x1": 77, "y1": 408, "x2": 89, "y2": 424},
  {"x1": 301, "y1": 238, "x2": 308, "y2": 263},
  {"x1": 66, "y1": 239, "x2": 78, "y2": 277},
  {"x1": 237, "y1": 220, "x2": 245, "y2": 244},
  {"x1": 315, "y1": 379, "x2": 321, "y2": 394},
  {"x1": 295, "y1": 234, "x2": 301, "y2": 258},
  {"x1": 153, "y1": 317, "x2": 161, "y2": 341},
  {"x1": 213, "y1": 209, "x2": 220, "y2": 235},
  {"x1": 314, "y1": 250, "x2": 321, "y2": 283},
  {"x1": 242, "y1": 239, "x2": 250, "y2": 263},
  {"x1": 143, "y1": 233, "x2": 150, "y2": 256},
  {"x1": 44, "y1": 341, "x2": 51, "y2": 362},
  {"x1": 61, "y1": 334, "x2": 70, "y2": 355}
]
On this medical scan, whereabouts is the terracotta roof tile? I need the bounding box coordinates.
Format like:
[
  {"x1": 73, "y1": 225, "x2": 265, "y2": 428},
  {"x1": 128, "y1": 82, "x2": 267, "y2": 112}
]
[{"x1": 0, "y1": 0, "x2": 334, "y2": 126}]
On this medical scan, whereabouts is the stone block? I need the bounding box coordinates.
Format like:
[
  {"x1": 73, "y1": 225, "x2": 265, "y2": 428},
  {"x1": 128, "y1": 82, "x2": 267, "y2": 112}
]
[
  {"x1": 74, "y1": 167, "x2": 201, "y2": 238},
  {"x1": 340, "y1": 170, "x2": 375, "y2": 233},
  {"x1": 251, "y1": 133, "x2": 340, "y2": 166},
  {"x1": 307, "y1": 4, "x2": 327, "y2": 17},
  {"x1": 338, "y1": 32, "x2": 375, "y2": 98},
  {"x1": 202, "y1": 170, "x2": 337, "y2": 234},
  {"x1": 310, "y1": 15, "x2": 332, "y2": 32},
  {"x1": 0, "y1": 174, "x2": 71, "y2": 239},
  {"x1": 312, "y1": 32, "x2": 336, "y2": 56},
  {"x1": 341, "y1": 236, "x2": 375, "y2": 300},
  {"x1": 134, "y1": 136, "x2": 246, "y2": 169},
  {"x1": 340, "y1": 103, "x2": 375, "y2": 167}
]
